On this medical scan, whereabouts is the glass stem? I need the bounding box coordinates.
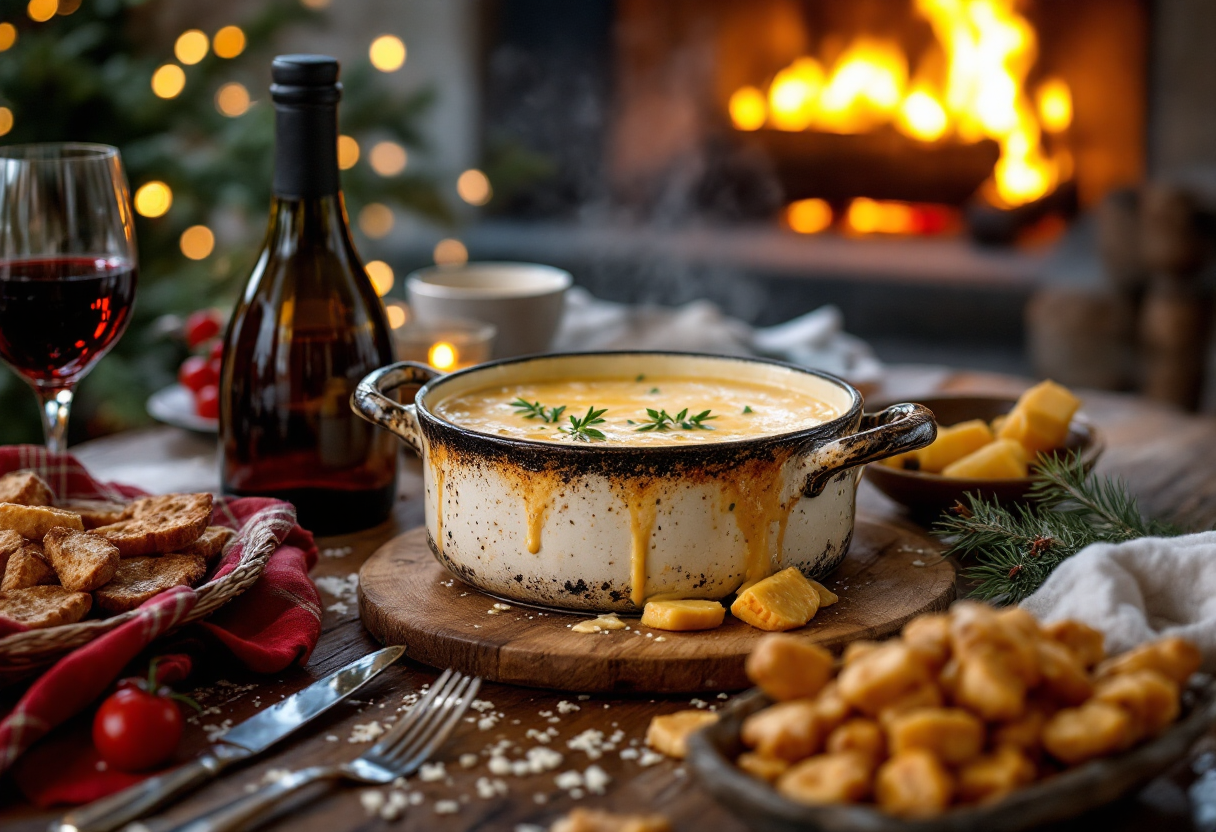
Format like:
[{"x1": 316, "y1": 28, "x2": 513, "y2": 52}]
[{"x1": 36, "y1": 386, "x2": 74, "y2": 454}]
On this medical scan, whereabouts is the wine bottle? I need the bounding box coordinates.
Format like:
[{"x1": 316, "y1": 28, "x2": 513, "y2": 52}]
[{"x1": 220, "y1": 54, "x2": 397, "y2": 534}]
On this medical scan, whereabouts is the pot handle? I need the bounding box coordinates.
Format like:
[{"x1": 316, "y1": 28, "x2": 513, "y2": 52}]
[
  {"x1": 351, "y1": 361, "x2": 443, "y2": 457},
  {"x1": 801, "y1": 403, "x2": 937, "y2": 497}
]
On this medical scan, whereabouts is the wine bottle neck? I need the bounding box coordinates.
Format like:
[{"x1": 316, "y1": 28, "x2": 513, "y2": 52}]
[
  {"x1": 265, "y1": 194, "x2": 355, "y2": 254},
  {"x1": 272, "y1": 95, "x2": 340, "y2": 199}
]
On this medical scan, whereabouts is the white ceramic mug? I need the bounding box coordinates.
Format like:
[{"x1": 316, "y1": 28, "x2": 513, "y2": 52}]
[{"x1": 406, "y1": 262, "x2": 571, "y2": 358}]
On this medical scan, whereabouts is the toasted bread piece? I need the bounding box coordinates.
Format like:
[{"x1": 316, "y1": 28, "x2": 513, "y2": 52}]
[
  {"x1": 94, "y1": 493, "x2": 213, "y2": 557},
  {"x1": 0, "y1": 530, "x2": 24, "y2": 576},
  {"x1": 2, "y1": 543, "x2": 57, "y2": 591},
  {"x1": 0, "y1": 471, "x2": 53, "y2": 507},
  {"x1": 0, "y1": 585, "x2": 91, "y2": 628},
  {"x1": 44, "y1": 527, "x2": 121, "y2": 592},
  {"x1": 93, "y1": 553, "x2": 207, "y2": 613},
  {"x1": 0, "y1": 503, "x2": 84, "y2": 540},
  {"x1": 176, "y1": 526, "x2": 236, "y2": 563},
  {"x1": 60, "y1": 499, "x2": 127, "y2": 530}
]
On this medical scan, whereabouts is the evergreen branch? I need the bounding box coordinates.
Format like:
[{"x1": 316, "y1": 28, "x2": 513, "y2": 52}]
[{"x1": 933, "y1": 452, "x2": 1182, "y2": 604}]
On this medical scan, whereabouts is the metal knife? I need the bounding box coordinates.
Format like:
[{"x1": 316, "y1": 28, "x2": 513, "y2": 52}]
[{"x1": 52, "y1": 645, "x2": 406, "y2": 832}]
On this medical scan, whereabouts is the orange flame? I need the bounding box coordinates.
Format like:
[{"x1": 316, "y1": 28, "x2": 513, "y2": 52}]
[{"x1": 730, "y1": 0, "x2": 1071, "y2": 208}]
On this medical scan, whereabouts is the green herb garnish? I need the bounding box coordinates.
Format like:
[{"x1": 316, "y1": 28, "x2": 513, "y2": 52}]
[
  {"x1": 512, "y1": 398, "x2": 566, "y2": 424},
  {"x1": 560, "y1": 406, "x2": 608, "y2": 441},
  {"x1": 635, "y1": 374, "x2": 645, "y2": 382},
  {"x1": 635, "y1": 408, "x2": 717, "y2": 432},
  {"x1": 742, "y1": 405, "x2": 754, "y2": 414},
  {"x1": 649, "y1": 387, "x2": 661, "y2": 394}
]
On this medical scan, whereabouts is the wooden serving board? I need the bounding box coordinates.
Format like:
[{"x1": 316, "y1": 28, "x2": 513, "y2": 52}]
[{"x1": 358, "y1": 514, "x2": 956, "y2": 693}]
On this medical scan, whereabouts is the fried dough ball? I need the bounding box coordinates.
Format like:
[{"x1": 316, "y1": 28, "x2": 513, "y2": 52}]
[
  {"x1": 777, "y1": 752, "x2": 873, "y2": 806},
  {"x1": 843, "y1": 640, "x2": 881, "y2": 664},
  {"x1": 876, "y1": 682, "x2": 944, "y2": 725},
  {"x1": 874, "y1": 750, "x2": 954, "y2": 818},
  {"x1": 956, "y1": 746, "x2": 1036, "y2": 804},
  {"x1": 745, "y1": 635, "x2": 834, "y2": 702},
  {"x1": 826, "y1": 718, "x2": 886, "y2": 766},
  {"x1": 645, "y1": 710, "x2": 718, "y2": 759},
  {"x1": 901, "y1": 613, "x2": 952, "y2": 671},
  {"x1": 1042, "y1": 619, "x2": 1105, "y2": 668},
  {"x1": 1095, "y1": 636, "x2": 1201, "y2": 687},
  {"x1": 885, "y1": 707, "x2": 984, "y2": 766},
  {"x1": 1092, "y1": 669, "x2": 1180, "y2": 741},
  {"x1": 991, "y1": 699, "x2": 1056, "y2": 755},
  {"x1": 955, "y1": 655, "x2": 1027, "y2": 722},
  {"x1": 950, "y1": 602, "x2": 1040, "y2": 687},
  {"x1": 736, "y1": 752, "x2": 789, "y2": 783},
  {"x1": 1035, "y1": 640, "x2": 1093, "y2": 706},
  {"x1": 1042, "y1": 700, "x2": 1134, "y2": 765},
  {"x1": 837, "y1": 643, "x2": 934, "y2": 717},
  {"x1": 812, "y1": 681, "x2": 853, "y2": 735},
  {"x1": 550, "y1": 808, "x2": 671, "y2": 832},
  {"x1": 741, "y1": 700, "x2": 825, "y2": 762}
]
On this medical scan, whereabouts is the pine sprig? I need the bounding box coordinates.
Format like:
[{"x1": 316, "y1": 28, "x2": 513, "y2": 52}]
[{"x1": 933, "y1": 450, "x2": 1180, "y2": 604}]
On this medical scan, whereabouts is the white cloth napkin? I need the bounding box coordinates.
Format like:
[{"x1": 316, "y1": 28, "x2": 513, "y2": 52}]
[
  {"x1": 1021, "y1": 531, "x2": 1216, "y2": 671},
  {"x1": 551, "y1": 288, "x2": 884, "y2": 386}
]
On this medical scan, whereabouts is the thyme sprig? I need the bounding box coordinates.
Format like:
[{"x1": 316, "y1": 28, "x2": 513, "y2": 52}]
[
  {"x1": 634, "y1": 408, "x2": 718, "y2": 432},
  {"x1": 511, "y1": 397, "x2": 566, "y2": 424},
  {"x1": 560, "y1": 406, "x2": 608, "y2": 441},
  {"x1": 933, "y1": 451, "x2": 1178, "y2": 604}
]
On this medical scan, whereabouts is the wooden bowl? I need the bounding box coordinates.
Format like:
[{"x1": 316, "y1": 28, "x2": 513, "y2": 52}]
[
  {"x1": 687, "y1": 680, "x2": 1216, "y2": 832},
  {"x1": 863, "y1": 395, "x2": 1103, "y2": 525}
]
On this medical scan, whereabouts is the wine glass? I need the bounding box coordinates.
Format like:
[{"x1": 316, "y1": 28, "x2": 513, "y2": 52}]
[{"x1": 0, "y1": 143, "x2": 138, "y2": 453}]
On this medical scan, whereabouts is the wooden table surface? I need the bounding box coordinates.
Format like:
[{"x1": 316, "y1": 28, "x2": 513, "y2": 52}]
[{"x1": 4, "y1": 368, "x2": 1216, "y2": 832}]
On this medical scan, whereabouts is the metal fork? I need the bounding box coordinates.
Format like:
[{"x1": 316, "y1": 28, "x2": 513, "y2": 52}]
[{"x1": 160, "y1": 669, "x2": 481, "y2": 832}]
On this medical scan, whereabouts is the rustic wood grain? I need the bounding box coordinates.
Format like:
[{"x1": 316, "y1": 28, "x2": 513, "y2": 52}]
[
  {"x1": 3, "y1": 368, "x2": 1216, "y2": 832},
  {"x1": 358, "y1": 518, "x2": 955, "y2": 694}
]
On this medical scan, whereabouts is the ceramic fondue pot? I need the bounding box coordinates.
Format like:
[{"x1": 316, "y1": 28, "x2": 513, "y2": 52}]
[{"x1": 353, "y1": 352, "x2": 935, "y2": 613}]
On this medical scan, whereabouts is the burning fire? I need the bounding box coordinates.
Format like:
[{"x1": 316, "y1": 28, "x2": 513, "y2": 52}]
[{"x1": 730, "y1": 0, "x2": 1072, "y2": 208}]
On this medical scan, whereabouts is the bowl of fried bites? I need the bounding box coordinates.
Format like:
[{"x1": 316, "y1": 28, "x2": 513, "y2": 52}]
[
  {"x1": 0, "y1": 470, "x2": 271, "y2": 682},
  {"x1": 688, "y1": 602, "x2": 1216, "y2": 832}
]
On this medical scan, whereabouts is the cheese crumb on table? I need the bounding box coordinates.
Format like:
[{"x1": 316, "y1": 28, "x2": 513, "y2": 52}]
[
  {"x1": 418, "y1": 761, "x2": 446, "y2": 782},
  {"x1": 348, "y1": 721, "x2": 384, "y2": 743},
  {"x1": 434, "y1": 800, "x2": 460, "y2": 814}
]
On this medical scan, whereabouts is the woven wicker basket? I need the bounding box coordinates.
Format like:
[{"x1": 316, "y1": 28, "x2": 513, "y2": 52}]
[{"x1": 0, "y1": 508, "x2": 282, "y2": 685}]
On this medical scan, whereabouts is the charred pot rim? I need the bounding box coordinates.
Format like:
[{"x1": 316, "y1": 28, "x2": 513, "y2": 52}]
[
  {"x1": 412, "y1": 350, "x2": 865, "y2": 473},
  {"x1": 419, "y1": 408, "x2": 864, "y2": 477}
]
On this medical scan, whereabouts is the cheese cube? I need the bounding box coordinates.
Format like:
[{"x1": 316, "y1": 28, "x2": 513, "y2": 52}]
[
  {"x1": 880, "y1": 450, "x2": 920, "y2": 470},
  {"x1": 917, "y1": 419, "x2": 994, "y2": 473},
  {"x1": 808, "y1": 579, "x2": 839, "y2": 608},
  {"x1": 732, "y1": 567, "x2": 821, "y2": 631},
  {"x1": 641, "y1": 599, "x2": 725, "y2": 631},
  {"x1": 941, "y1": 439, "x2": 1028, "y2": 479},
  {"x1": 997, "y1": 380, "x2": 1081, "y2": 453}
]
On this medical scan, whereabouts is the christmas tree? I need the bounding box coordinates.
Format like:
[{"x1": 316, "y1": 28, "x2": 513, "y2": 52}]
[{"x1": 0, "y1": 0, "x2": 447, "y2": 443}]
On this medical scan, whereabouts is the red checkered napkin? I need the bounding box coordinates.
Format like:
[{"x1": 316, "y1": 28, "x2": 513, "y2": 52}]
[{"x1": 0, "y1": 445, "x2": 321, "y2": 805}]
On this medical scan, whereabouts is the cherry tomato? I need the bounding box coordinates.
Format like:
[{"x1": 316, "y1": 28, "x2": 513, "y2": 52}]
[
  {"x1": 207, "y1": 354, "x2": 223, "y2": 382},
  {"x1": 178, "y1": 355, "x2": 217, "y2": 392},
  {"x1": 93, "y1": 685, "x2": 184, "y2": 772},
  {"x1": 195, "y1": 385, "x2": 220, "y2": 419},
  {"x1": 208, "y1": 339, "x2": 225, "y2": 363},
  {"x1": 185, "y1": 310, "x2": 222, "y2": 349}
]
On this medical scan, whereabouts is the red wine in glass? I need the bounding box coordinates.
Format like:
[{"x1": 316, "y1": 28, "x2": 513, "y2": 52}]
[
  {"x1": 0, "y1": 143, "x2": 138, "y2": 452},
  {"x1": 0, "y1": 256, "x2": 137, "y2": 384}
]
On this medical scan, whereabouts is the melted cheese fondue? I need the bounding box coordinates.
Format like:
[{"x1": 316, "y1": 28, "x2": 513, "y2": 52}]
[{"x1": 434, "y1": 376, "x2": 843, "y2": 445}]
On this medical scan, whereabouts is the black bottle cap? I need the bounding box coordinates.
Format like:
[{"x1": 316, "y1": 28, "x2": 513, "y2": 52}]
[
  {"x1": 270, "y1": 54, "x2": 341, "y2": 198},
  {"x1": 272, "y1": 54, "x2": 340, "y2": 88}
]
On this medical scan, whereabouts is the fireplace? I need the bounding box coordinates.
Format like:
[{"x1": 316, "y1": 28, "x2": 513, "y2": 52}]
[{"x1": 607, "y1": 0, "x2": 1146, "y2": 240}]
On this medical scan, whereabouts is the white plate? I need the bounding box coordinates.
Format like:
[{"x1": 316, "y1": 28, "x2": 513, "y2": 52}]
[{"x1": 147, "y1": 384, "x2": 218, "y2": 434}]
